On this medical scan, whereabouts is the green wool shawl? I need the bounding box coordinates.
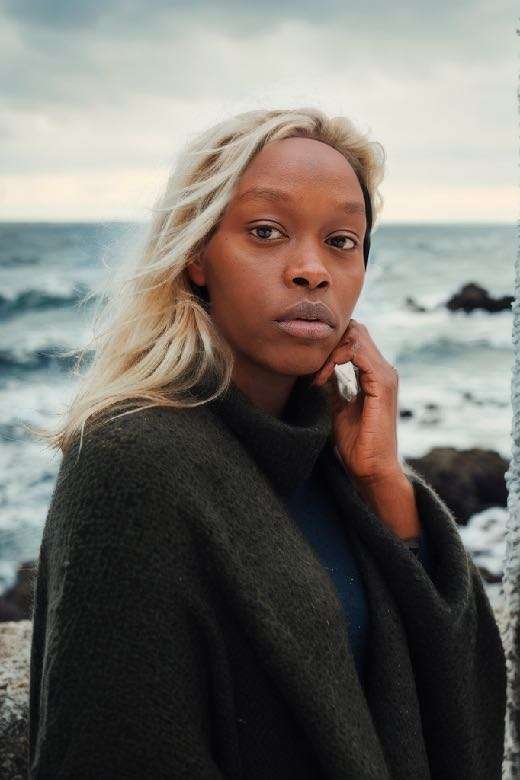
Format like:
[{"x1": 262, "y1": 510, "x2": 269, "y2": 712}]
[{"x1": 28, "y1": 373, "x2": 506, "y2": 779}]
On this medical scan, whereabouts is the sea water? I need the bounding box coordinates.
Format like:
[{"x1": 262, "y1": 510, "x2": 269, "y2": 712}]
[{"x1": 0, "y1": 221, "x2": 515, "y2": 609}]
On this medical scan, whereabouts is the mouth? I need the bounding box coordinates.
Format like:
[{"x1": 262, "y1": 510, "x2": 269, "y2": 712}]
[
  {"x1": 274, "y1": 298, "x2": 336, "y2": 340},
  {"x1": 274, "y1": 298, "x2": 337, "y2": 335},
  {"x1": 273, "y1": 318, "x2": 334, "y2": 340}
]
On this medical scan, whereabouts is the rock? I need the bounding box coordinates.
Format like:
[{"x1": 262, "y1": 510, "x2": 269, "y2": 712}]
[
  {"x1": 0, "y1": 600, "x2": 23, "y2": 623},
  {"x1": 404, "y1": 446, "x2": 509, "y2": 525},
  {"x1": 462, "y1": 391, "x2": 507, "y2": 408},
  {"x1": 418, "y1": 403, "x2": 442, "y2": 426},
  {"x1": 0, "y1": 620, "x2": 32, "y2": 779},
  {"x1": 0, "y1": 561, "x2": 38, "y2": 623},
  {"x1": 404, "y1": 296, "x2": 428, "y2": 312},
  {"x1": 477, "y1": 565, "x2": 503, "y2": 584},
  {"x1": 445, "y1": 282, "x2": 513, "y2": 314}
]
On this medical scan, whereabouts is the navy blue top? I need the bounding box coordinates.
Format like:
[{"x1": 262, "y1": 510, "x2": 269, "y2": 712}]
[{"x1": 284, "y1": 465, "x2": 434, "y2": 689}]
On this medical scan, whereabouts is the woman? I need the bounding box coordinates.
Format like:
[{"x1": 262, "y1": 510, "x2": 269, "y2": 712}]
[{"x1": 28, "y1": 108, "x2": 506, "y2": 778}]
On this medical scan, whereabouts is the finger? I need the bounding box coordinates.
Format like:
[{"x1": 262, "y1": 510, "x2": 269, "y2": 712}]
[
  {"x1": 311, "y1": 357, "x2": 336, "y2": 386},
  {"x1": 313, "y1": 339, "x2": 365, "y2": 386}
]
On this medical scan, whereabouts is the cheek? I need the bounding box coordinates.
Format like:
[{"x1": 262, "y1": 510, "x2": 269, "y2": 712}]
[
  {"x1": 337, "y1": 269, "x2": 364, "y2": 304},
  {"x1": 210, "y1": 260, "x2": 273, "y2": 332}
]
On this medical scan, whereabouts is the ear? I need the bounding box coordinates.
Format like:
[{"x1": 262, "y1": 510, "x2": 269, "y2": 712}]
[{"x1": 186, "y1": 255, "x2": 207, "y2": 287}]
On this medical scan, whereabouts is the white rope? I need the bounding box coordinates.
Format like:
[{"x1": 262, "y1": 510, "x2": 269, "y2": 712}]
[{"x1": 501, "y1": 212, "x2": 520, "y2": 775}]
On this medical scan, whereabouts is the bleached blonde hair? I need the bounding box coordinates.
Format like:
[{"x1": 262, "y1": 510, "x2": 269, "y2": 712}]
[{"x1": 30, "y1": 107, "x2": 386, "y2": 454}]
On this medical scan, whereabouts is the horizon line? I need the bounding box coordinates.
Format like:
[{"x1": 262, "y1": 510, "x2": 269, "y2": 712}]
[{"x1": 0, "y1": 218, "x2": 516, "y2": 227}]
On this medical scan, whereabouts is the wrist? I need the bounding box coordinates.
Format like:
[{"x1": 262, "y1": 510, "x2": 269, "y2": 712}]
[
  {"x1": 351, "y1": 466, "x2": 408, "y2": 492},
  {"x1": 350, "y1": 470, "x2": 422, "y2": 540}
]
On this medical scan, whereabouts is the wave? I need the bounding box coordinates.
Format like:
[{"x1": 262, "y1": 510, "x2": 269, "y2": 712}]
[
  {"x1": 396, "y1": 335, "x2": 511, "y2": 364},
  {"x1": 0, "y1": 283, "x2": 92, "y2": 320},
  {"x1": 0, "y1": 255, "x2": 40, "y2": 268},
  {"x1": 0, "y1": 345, "x2": 94, "y2": 375},
  {"x1": 0, "y1": 421, "x2": 38, "y2": 444}
]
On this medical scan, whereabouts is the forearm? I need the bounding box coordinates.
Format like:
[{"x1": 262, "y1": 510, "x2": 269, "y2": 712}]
[{"x1": 349, "y1": 470, "x2": 422, "y2": 542}]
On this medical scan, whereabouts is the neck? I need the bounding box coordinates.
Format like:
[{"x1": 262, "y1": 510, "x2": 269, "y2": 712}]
[
  {"x1": 205, "y1": 359, "x2": 333, "y2": 498},
  {"x1": 231, "y1": 358, "x2": 298, "y2": 418}
]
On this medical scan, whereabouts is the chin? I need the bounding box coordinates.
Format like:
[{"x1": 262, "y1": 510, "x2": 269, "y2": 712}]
[{"x1": 268, "y1": 351, "x2": 330, "y2": 378}]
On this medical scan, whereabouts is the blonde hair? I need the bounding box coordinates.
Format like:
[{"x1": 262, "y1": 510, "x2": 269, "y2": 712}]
[{"x1": 30, "y1": 107, "x2": 386, "y2": 455}]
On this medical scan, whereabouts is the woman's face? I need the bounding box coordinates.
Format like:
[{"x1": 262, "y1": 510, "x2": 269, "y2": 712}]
[{"x1": 187, "y1": 136, "x2": 367, "y2": 384}]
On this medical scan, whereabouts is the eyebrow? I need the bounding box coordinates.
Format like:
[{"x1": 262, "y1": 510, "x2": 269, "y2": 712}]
[{"x1": 236, "y1": 186, "x2": 366, "y2": 216}]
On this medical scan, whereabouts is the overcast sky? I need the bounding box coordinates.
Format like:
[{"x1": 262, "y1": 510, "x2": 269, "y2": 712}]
[{"x1": 1, "y1": 0, "x2": 517, "y2": 223}]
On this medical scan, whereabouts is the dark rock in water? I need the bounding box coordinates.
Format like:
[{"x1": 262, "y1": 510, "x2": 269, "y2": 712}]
[
  {"x1": 462, "y1": 391, "x2": 484, "y2": 405},
  {"x1": 404, "y1": 296, "x2": 428, "y2": 312},
  {"x1": 461, "y1": 391, "x2": 508, "y2": 408},
  {"x1": 0, "y1": 598, "x2": 23, "y2": 622},
  {"x1": 0, "y1": 560, "x2": 37, "y2": 623},
  {"x1": 477, "y1": 566, "x2": 502, "y2": 584},
  {"x1": 399, "y1": 408, "x2": 413, "y2": 419},
  {"x1": 404, "y1": 446, "x2": 508, "y2": 525},
  {"x1": 445, "y1": 282, "x2": 513, "y2": 313},
  {"x1": 419, "y1": 403, "x2": 442, "y2": 426},
  {"x1": 471, "y1": 548, "x2": 493, "y2": 558}
]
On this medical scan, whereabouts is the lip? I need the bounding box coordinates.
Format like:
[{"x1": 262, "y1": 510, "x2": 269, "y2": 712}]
[
  {"x1": 274, "y1": 319, "x2": 334, "y2": 340},
  {"x1": 275, "y1": 298, "x2": 337, "y2": 329}
]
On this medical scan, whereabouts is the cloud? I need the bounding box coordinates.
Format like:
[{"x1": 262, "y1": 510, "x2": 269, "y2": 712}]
[
  {"x1": 0, "y1": 0, "x2": 516, "y2": 220},
  {"x1": 0, "y1": 0, "x2": 478, "y2": 32},
  {"x1": 3, "y1": 0, "x2": 107, "y2": 29},
  {"x1": 2, "y1": 0, "x2": 514, "y2": 114}
]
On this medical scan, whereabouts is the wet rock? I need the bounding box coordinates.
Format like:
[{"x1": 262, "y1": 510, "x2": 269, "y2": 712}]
[
  {"x1": 0, "y1": 599, "x2": 23, "y2": 623},
  {"x1": 445, "y1": 282, "x2": 513, "y2": 314},
  {"x1": 404, "y1": 446, "x2": 508, "y2": 525},
  {"x1": 418, "y1": 403, "x2": 442, "y2": 426},
  {"x1": 477, "y1": 566, "x2": 502, "y2": 584},
  {"x1": 462, "y1": 391, "x2": 507, "y2": 408},
  {"x1": 404, "y1": 296, "x2": 428, "y2": 312},
  {"x1": 0, "y1": 561, "x2": 37, "y2": 623}
]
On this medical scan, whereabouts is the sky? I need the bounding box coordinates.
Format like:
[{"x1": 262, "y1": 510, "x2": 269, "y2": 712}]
[{"x1": 0, "y1": 0, "x2": 517, "y2": 223}]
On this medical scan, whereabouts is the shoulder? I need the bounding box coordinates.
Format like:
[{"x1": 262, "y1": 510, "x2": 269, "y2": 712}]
[
  {"x1": 63, "y1": 401, "x2": 224, "y2": 481},
  {"x1": 48, "y1": 402, "x2": 229, "y2": 531},
  {"x1": 43, "y1": 404, "x2": 221, "y2": 567},
  {"x1": 39, "y1": 407, "x2": 224, "y2": 617}
]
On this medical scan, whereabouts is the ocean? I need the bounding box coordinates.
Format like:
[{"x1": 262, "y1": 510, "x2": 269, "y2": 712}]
[{"x1": 0, "y1": 221, "x2": 515, "y2": 609}]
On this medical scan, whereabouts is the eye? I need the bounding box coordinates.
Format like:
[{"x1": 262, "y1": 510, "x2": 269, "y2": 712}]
[
  {"x1": 327, "y1": 234, "x2": 358, "y2": 251},
  {"x1": 249, "y1": 224, "x2": 285, "y2": 241},
  {"x1": 249, "y1": 224, "x2": 359, "y2": 250}
]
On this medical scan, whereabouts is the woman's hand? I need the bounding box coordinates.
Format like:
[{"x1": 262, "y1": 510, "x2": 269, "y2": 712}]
[{"x1": 312, "y1": 318, "x2": 404, "y2": 486}]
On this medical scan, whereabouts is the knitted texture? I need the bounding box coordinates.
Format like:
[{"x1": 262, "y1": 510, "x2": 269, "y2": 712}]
[
  {"x1": 28, "y1": 374, "x2": 507, "y2": 778},
  {"x1": 282, "y1": 464, "x2": 434, "y2": 690}
]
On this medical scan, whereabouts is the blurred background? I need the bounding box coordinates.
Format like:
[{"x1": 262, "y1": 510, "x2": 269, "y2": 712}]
[{"x1": 0, "y1": 0, "x2": 516, "y2": 619}]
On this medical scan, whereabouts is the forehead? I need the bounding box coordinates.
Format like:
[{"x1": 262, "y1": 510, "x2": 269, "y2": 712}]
[{"x1": 234, "y1": 137, "x2": 363, "y2": 199}]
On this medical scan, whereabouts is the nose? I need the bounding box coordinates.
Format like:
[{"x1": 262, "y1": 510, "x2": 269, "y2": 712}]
[{"x1": 283, "y1": 252, "x2": 331, "y2": 291}]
